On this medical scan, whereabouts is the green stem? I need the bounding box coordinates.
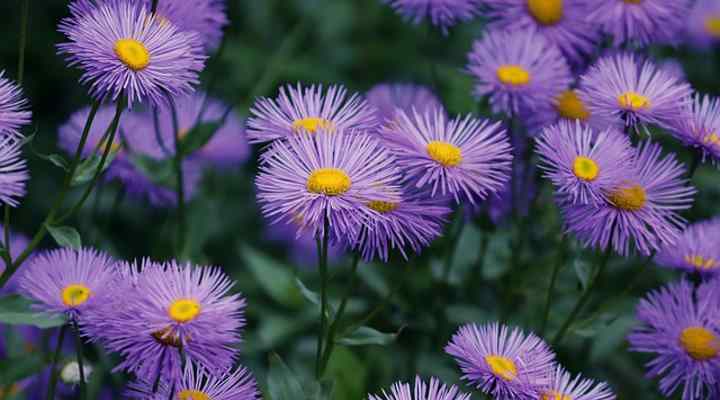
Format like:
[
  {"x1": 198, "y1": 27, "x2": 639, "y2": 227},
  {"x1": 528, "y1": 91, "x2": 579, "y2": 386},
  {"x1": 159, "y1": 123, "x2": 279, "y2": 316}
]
[
  {"x1": 314, "y1": 217, "x2": 330, "y2": 379},
  {"x1": 540, "y1": 239, "x2": 567, "y2": 336},
  {"x1": 689, "y1": 151, "x2": 701, "y2": 180},
  {"x1": 46, "y1": 324, "x2": 68, "y2": 400},
  {"x1": 442, "y1": 206, "x2": 465, "y2": 282},
  {"x1": 151, "y1": 0, "x2": 160, "y2": 13},
  {"x1": 73, "y1": 323, "x2": 86, "y2": 400},
  {"x1": 17, "y1": 0, "x2": 29, "y2": 85},
  {"x1": 170, "y1": 99, "x2": 186, "y2": 256}
]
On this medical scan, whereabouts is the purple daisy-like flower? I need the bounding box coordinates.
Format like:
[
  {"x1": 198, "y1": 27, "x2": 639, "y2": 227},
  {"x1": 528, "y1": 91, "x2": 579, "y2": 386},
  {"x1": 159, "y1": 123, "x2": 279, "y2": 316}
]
[
  {"x1": 445, "y1": 322, "x2": 556, "y2": 400},
  {"x1": 0, "y1": 71, "x2": 31, "y2": 139},
  {"x1": 369, "y1": 376, "x2": 470, "y2": 400},
  {"x1": 0, "y1": 137, "x2": 28, "y2": 207},
  {"x1": 247, "y1": 83, "x2": 378, "y2": 144},
  {"x1": 256, "y1": 130, "x2": 402, "y2": 245},
  {"x1": 381, "y1": 109, "x2": 513, "y2": 205},
  {"x1": 686, "y1": 0, "x2": 720, "y2": 50},
  {"x1": 88, "y1": 259, "x2": 245, "y2": 384},
  {"x1": 628, "y1": 279, "x2": 720, "y2": 400},
  {"x1": 536, "y1": 121, "x2": 633, "y2": 206},
  {"x1": 578, "y1": 53, "x2": 692, "y2": 130},
  {"x1": 541, "y1": 365, "x2": 615, "y2": 400},
  {"x1": 366, "y1": 83, "x2": 444, "y2": 125},
  {"x1": 668, "y1": 94, "x2": 720, "y2": 166},
  {"x1": 467, "y1": 28, "x2": 572, "y2": 116},
  {"x1": 655, "y1": 218, "x2": 720, "y2": 276},
  {"x1": 382, "y1": 0, "x2": 482, "y2": 34},
  {"x1": 586, "y1": 0, "x2": 688, "y2": 47},
  {"x1": 561, "y1": 140, "x2": 696, "y2": 256},
  {"x1": 58, "y1": 0, "x2": 206, "y2": 107},
  {"x1": 142, "y1": 0, "x2": 227, "y2": 51},
  {"x1": 483, "y1": 0, "x2": 600, "y2": 65},
  {"x1": 17, "y1": 248, "x2": 117, "y2": 322}
]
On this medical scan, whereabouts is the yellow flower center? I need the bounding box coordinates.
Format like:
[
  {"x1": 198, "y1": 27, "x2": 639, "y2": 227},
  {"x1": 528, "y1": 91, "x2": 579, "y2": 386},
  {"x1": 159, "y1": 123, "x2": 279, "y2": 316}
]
[
  {"x1": 608, "y1": 184, "x2": 646, "y2": 211},
  {"x1": 177, "y1": 390, "x2": 211, "y2": 400},
  {"x1": 114, "y1": 38, "x2": 150, "y2": 71},
  {"x1": 484, "y1": 355, "x2": 517, "y2": 381},
  {"x1": 151, "y1": 326, "x2": 183, "y2": 347},
  {"x1": 705, "y1": 17, "x2": 720, "y2": 37},
  {"x1": 684, "y1": 255, "x2": 718, "y2": 270},
  {"x1": 496, "y1": 65, "x2": 531, "y2": 86},
  {"x1": 306, "y1": 168, "x2": 352, "y2": 196},
  {"x1": 679, "y1": 326, "x2": 720, "y2": 361},
  {"x1": 556, "y1": 90, "x2": 590, "y2": 121},
  {"x1": 703, "y1": 132, "x2": 720, "y2": 147},
  {"x1": 542, "y1": 391, "x2": 572, "y2": 400},
  {"x1": 61, "y1": 284, "x2": 92, "y2": 307},
  {"x1": 367, "y1": 201, "x2": 398, "y2": 213},
  {"x1": 292, "y1": 117, "x2": 334, "y2": 133},
  {"x1": 427, "y1": 141, "x2": 462, "y2": 167},
  {"x1": 572, "y1": 156, "x2": 599, "y2": 181},
  {"x1": 527, "y1": 0, "x2": 563, "y2": 25},
  {"x1": 618, "y1": 91, "x2": 650, "y2": 111},
  {"x1": 168, "y1": 299, "x2": 201, "y2": 323}
]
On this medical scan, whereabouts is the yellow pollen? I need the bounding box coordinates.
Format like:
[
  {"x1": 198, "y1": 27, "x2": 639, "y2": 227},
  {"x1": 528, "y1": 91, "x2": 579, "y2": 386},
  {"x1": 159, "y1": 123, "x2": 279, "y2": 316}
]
[
  {"x1": 542, "y1": 391, "x2": 572, "y2": 400},
  {"x1": 705, "y1": 17, "x2": 720, "y2": 37},
  {"x1": 114, "y1": 38, "x2": 150, "y2": 71},
  {"x1": 527, "y1": 0, "x2": 563, "y2": 25},
  {"x1": 168, "y1": 299, "x2": 201, "y2": 323},
  {"x1": 367, "y1": 200, "x2": 398, "y2": 213},
  {"x1": 177, "y1": 389, "x2": 211, "y2": 400},
  {"x1": 703, "y1": 132, "x2": 720, "y2": 147},
  {"x1": 608, "y1": 184, "x2": 646, "y2": 211},
  {"x1": 572, "y1": 156, "x2": 599, "y2": 181},
  {"x1": 427, "y1": 141, "x2": 462, "y2": 167},
  {"x1": 679, "y1": 326, "x2": 720, "y2": 361},
  {"x1": 61, "y1": 284, "x2": 92, "y2": 307},
  {"x1": 484, "y1": 355, "x2": 517, "y2": 381},
  {"x1": 98, "y1": 137, "x2": 122, "y2": 153},
  {"x1": 618, "y1": 91, "x2": 650, "y2": 111},
  {"x1": 307, "y1": 168, "x2": 351, "y2": 196},
  {"x1": 684, "y1": 255, "x2": 718, "y2": 270},
  {"x1": 151, "y1": 326, "x2": 183, "y2": 347},
  {"x1": 292, "y1": 117, "x2": 334, "y2": 133},
  {"x1": 556, "y1": 90, "x2": 590, "y2": 121},
  {"x1": 497, "y1": 65, "x2": 531, "y2": 86}
]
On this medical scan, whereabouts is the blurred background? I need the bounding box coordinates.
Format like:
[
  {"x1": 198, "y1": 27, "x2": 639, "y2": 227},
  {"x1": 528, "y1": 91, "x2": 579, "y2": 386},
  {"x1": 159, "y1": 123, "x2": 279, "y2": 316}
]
[{"x1": 0, "y1": 1, "x2": 719, "y2": 399}]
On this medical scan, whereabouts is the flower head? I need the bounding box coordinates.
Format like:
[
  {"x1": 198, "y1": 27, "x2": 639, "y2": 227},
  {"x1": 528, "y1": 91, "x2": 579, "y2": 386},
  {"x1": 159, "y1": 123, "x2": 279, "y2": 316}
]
[
  {"x1": 586, "y1": 0, "x2": 688, "y2": 46},
  {"x1": 686, "y1": 0, "x2": 720, "y2": 50},
  {"x1": 628, "y1": 279, "x2": 720, "y2": 400},
  {"x1": 369, "y1": 376, "x2": 470, "y2": 400},
  {"x1": 382, "y1": 109, "x2": 513, "y2": 204},
  {"x1": 668, "y1": 94, "x2": 720, "y2": 167},
  {"x1": 467, "y1": 28, "x2": 572, "y2": 116},
  {"x1": 366, "y1": 83, "x2": 444, "y2": 125},
  {"x1": 0, "y1": 71, "x2": 31, "y2": 139},
  {"x1": 536, "y1": 121, "x2": 633, "y2": 206},
  {"x1": 0, "y1": 138, "x2": 28, "y2": 207},
  {"x1": 541, "y1": 366, "x2": 615, "y2": 400},
  {"x1": 561, "y1": 140, "x2": 696, "y2": 256},
  {"x1": 655, "y1": 218, "x2": 720, "y2": 276},
  {"x1": 382, "y1": 0, "x2": 482, "y2": 34},
  {"x1": 58, "y1": 0, "x2": 206, "y2": 106},
  {"x1": 446, "y1": 322, "x2": 555, "y2": 400},
  {"x1": 523, "y1": 88, "x2": 617, "y2": 133},
  {"x1": 142, "y1": 0, "x2": 227, "y2": 51}
]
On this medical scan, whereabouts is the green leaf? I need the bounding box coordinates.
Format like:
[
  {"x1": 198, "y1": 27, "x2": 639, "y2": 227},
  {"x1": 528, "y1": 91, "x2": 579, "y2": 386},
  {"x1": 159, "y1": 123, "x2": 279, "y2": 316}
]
[
  {"x1": 47, "y1": 225, "x2": 82, "y2": 249},
  {"x1": 267, "y1": 353, "x2": 305, "y2": 400},
  {"x1": 242, "y1": 246, "x2": 302, "y2": 308},
  {"x1": 337, "y1": 326, "x2": 400, "y2": 346},
  {"x1": 0, "y1": 353, "x2": 47, "y2": 387},
  {"x1": 178, "y1": 121, "x2": 223, "y2": 157},
  {"x1": 71, "y1": 151, "x2": 118, "y2": 186},
  {"x1": 0, "y1": 295, "x2": 66, "y2": 328},
  {"x1": 129, "y1": 154, "x2": 176, "y2": 189},
  {"x1": 573, "y1": 259, "x2": 591, "y2": 289},
  {"x1": 35, "y1": 152, "x2": 68, "y2": 171}
]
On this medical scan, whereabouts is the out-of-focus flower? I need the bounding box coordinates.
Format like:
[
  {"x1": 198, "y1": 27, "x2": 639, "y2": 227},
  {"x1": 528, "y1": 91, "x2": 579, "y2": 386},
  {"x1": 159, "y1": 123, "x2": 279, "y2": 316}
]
[
  {"x1": 0, "y1": 71, "x2": 31, "y2": 139},
  {"x1": 586, "y1": 0, "x2": 688, "y2": 46},
  {"x1": 366, "y1": 83, "x2": 444, "y2": 125},
  {"x1": 686, "y1": 0, "x2": 720, "y2": 50},
  {"x1": 382, "y1": 0, "x2": 482, "y2": 34},
  {"x1": 668, "y1": 94, "x2": 720, "y2": 167},
  {"x1": 368, "y1": 376, "x2": 470, "y2": 400},
  {"x1": 524, "y1": 88, "x2": 617, "y2": 133},
  {"x1": 655, "y1": 218, "x2": 720, "y2": 276}
]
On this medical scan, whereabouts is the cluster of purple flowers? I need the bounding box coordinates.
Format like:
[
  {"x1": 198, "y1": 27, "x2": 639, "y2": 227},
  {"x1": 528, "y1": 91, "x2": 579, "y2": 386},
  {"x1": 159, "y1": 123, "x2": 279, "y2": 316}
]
[{"x1": 0, "y1": 71, "x2": 31, "y2": 209}]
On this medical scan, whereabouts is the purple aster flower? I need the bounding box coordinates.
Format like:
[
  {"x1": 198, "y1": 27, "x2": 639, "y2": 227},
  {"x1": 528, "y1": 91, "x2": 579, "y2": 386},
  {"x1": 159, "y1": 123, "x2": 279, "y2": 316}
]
[
  {"x1": 87, "y1": 259, "x2": 245, "y2": 384},
  {"x1": 256, "y1": 130, "x2": 402, "y2": 246},
  {"x1": 145, "y1": 0, "x2": 227, "y2": 51},
  {"x1": 366, "y1": 83, "x2": 444, "y2": 125},
  {"x1": 127, "y1": 362, "x2": 259, "y2": 400},
  {"x1": 541, "y1": 365, "x2": 615, "y2": 400},
  {"x1": 467, "y1": 28, "x2": 572, "y2": 116},
  {"x1": 578, "y1": 53, "x2": 692, "y2": 130},
  {"x1": 659, "y1": 59, "x2": 686, "y2": 82},
  {"x1": 536, "y1": 121, "x2": 634, "y2": 206},
  {"x1": 586, "y1": 0, "x2": 688, "y2": 46},
  {"x1": 523, "y1": 88, "x2": 618, "y2": 134},
  {"x1": 655, "y1": 218, "x2": 720, "y2": 276},
  {"x1": 628, "y1": 279, "x2": 720, "y2": 400},
  {"x1": 0, "y1": 137, "x2": 28, "y2": 207},
  {"x1": 381, "y1": 0, "x2": 482, "y2": 34},
  {"x1": 445, "y1": 322, "x2": 556, "y2": 400},
  {"x1": 264, "y1": 221, "x2": 345, "y2": 268},
  {"x1": 369, "y1": 376, "x2": 470, "y2": 400},
  {"x1": 561, "y1": 140, "x2": 696, "y2": 256},
  {"x1": 58, "y1": 0, "x2": 206, "y2": 107},
  {"x1": 0, "y1": 71, "x2": 31, "y2": 139},
  {"x1": 483, "y1": 0, "x2": 600, "y2": 65},
  {"x1": 17, "y1": 248, "x2": 118, "y2": 322},
  {"x1": 686, "y1": 0, "x2": 720, "y2": 50},
  {"x1": 668, "y1": 94, "x2": 720, "y2": 167},
  {"x1": 247, "y1": 83, "x2": 378, "y2": 144},
  {"x1": 381, "y1": 109, "x2": 513, "y2": 205}
]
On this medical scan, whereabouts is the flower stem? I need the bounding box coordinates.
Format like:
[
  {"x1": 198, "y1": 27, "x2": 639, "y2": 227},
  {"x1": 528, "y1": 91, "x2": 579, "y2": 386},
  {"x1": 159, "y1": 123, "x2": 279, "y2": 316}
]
[
  {"x1": 169, "y1": 99, "x2": 186, "y2": 257},
  {"x1": 314, "y1": 217, "x2": 330, "y2": 379},
  {"x1": 689, "y1": 151, "x2": 701, "y2": 180},
  {"x1": 442, "y1": 205, "x2": 465, "y2": 283},
  {"x1": 540, "y1": 239, "x2": 568, "y2": 336},
  {"x1": 46, "y1": 324, "x2": 68, "y2": 400},
  {"x1": 73, "y1": 322, "x2": 86, "y2": 400},
  {"x1": 151, "y1": 0, "x2": 160, "y2": 13}
]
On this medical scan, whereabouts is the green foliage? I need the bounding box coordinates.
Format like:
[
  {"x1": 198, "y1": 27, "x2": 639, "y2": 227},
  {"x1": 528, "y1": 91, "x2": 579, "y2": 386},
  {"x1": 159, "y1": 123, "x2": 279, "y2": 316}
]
[{"x1": 0, "y1": 295, "x2": 66, "y2": 328}]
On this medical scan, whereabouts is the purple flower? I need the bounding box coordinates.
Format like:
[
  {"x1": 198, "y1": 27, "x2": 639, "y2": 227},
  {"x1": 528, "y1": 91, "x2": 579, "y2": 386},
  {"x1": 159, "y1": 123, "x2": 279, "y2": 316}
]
[
  {"x1": 655, "y1": 218, "x2": 720, "y2": 276},
  {"x1": 578, "y1": 53, "x2": 692, "y2": 130},
  {"x1": 445, "y1": 322, "x2": 556, "y2": 400},
  {"x1": 686, "y1": 0, "x2": 720, "y2": 50},
  {"x1": 0, "y1": 137, "x2": 28, "y2": 207},
  {"x1": 366, "y1": 83, "x2": 444, "y2": 126},
  {"x1": 369, "y1": 376, "x2": 470, "y2": 400},
  {"x1": 58, "y1": 0, "x2": 206, "y2": 107},
  {"x1": 87, "y1": 259, "x2": 245, "y2": 384},
  {"x1": 467, "y1": 28, "x2": 572, "y2": 116},
  {"x1": 143, "y1": 0, "x2": 227, "y2": 51},
  {"x1": 247, "y1": 83, "x2": 378, "y2": 144},
  {"x1": 535, "y1": 121, "x2": 633, "y2": 206},
  {"x1": 541, "y1": 365, "x2": 615, "y2": 400},
  {"x1": 523, "y1": 88, "x2": 618, "y2": 134},
  {"x1": 0, "y1": 71, "x2": 31, "y2": 139},
  {"x1": 561, "y1": 140, "x2": 696, "y2": 256},
  {"x1": 483, "y1": 0, "x2": 600, "y2": 65},
  {"x1": 256, "y1": 130, "x2": 402, "y2": 246},
  {"x1": 17, "y1": 248, "x2": 118, "y2": 322},
  {"x1": 381, "y1": 109, "x2": 513, "y2": 204},
  {"x1": 628, "y1": 279, "x2": 720, "y2": 400},
  {"x1": 382, "y1": 0, "x2": 482, "y2": 34},
  {"x1": 586, "y1": 0, "x2": 688, "y2": 46},
  {"x1": 668, "y1": 94, "x2": 720, "y2": 167}
]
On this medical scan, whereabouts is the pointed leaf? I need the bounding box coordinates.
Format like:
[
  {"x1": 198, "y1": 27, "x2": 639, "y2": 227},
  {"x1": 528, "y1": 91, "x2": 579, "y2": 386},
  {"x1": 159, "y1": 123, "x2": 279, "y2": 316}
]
[
  {"x1": 267, "y1": 353, "x2": 305, "y2": 400},
  {"x1": 0, "y1": 353, "x2": 47, "y2": 386},
  {"x1": 243, "y1": 246, "x2": 302, "y2": 308},
  {"x1": 46, "y1": 225, "x2": 82, "y2": 249},
  {"x1": 0, "y1": 295, "x2": 66, "y2": 328},
  {"x1": 71, "y1": 151, "x2": 118, "y2": 186},
  {"x1": 178, "y1": 121, "x2": 223, "y2": 157},
  {"x1": 129, "y1": 154, "x2": 177, "y2": 189},
  {"x1": 34, "y1": 152, "x2": 68, "y2": 171},
  {"x1": 337, "y1": 326, "x2": 400, "y2": 346}
]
